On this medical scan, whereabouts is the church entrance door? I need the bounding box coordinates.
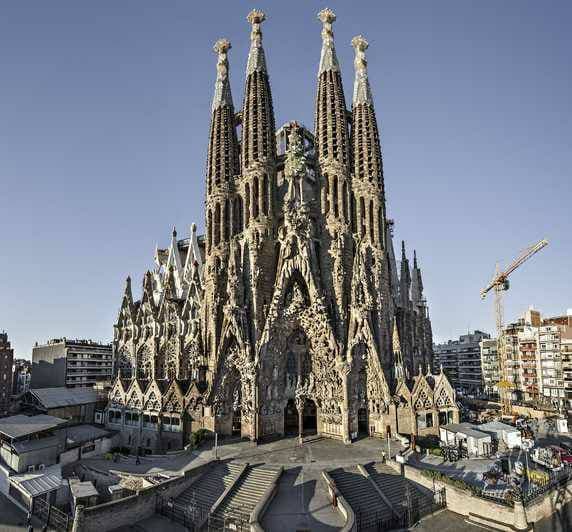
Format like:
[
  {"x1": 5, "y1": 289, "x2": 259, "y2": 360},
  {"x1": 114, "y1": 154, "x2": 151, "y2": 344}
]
[
  {"x1": 303, "y1": 400, "x2": 317, "y2": 435},
  {"x1": 284, "y1": 399, "x2": 299, "y2": 435},
  {"x1": 358, "y1": 408, "x2": 368, "y2": 435},
  {"x1": 232, "y1": 409, "x2": 241, "y2": 436}
]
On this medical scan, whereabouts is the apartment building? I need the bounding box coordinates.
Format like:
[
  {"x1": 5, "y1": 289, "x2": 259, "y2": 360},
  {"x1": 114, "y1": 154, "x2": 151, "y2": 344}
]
[
  {"x1": 434, "y1": 331, "x2": 490, "y2": 395},
  {"x1": 32, "y1": 339, "x2": 112, "y2": 389},
  {"x1": 481, "y1": 308, "x2": 572, "y2": 411},
  {"x1": 480, "y1": 338, "x2": 500, "y2": 395}
]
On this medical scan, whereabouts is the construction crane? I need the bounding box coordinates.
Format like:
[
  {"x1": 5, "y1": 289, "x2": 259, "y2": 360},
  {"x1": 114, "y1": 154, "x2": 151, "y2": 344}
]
[{"x1": 480, "y1": 239, "x2": 548, "y2": 415}]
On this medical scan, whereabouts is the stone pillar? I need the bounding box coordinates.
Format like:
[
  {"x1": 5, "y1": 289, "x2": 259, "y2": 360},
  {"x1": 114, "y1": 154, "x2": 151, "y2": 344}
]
[
  {"x1": 72, "y1": 505, "x2": 85, "y2": 532},
  {"x1": 341, "y1": 363, "x2": 351, "y2": 444},
  {"x1": 296, "y1": 396, "x2": 304, "y2": 445},
  {"x1": 513, "y1": 496, "x2": 529, "y2": 530}
]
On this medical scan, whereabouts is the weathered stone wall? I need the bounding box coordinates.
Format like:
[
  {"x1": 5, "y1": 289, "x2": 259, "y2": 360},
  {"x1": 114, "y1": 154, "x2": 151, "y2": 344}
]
[
  {"x1": 72, "y1": 462, "x2": 211, "y2": 532},
  {"x1": 401, "y1": 463, "x2": 516, "y2": 525}
]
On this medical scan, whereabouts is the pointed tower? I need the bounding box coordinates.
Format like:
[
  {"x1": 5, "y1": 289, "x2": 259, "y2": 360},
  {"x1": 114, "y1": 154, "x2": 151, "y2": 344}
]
[
  {"x1": 392, "y1": 319, "x2": 406, "y2": 382},
  {"x1": 350, "y1": 35, "x2": 386, "y2": 248},
  {"x1": 314, "y1": 8, "x2": 353, "y2": 339},
  {"x1": 203, "y1": 38, "x2": 239, "y2": 363},
  {"x1": 399, "y1": 241, "x2": 411, "y2": 310},
  {"x1": 411, "y1": 250, "x2": 424, "y2": 309},
  {"x1": 239, "y1": 9, "x2": 278, "y2": 341}
]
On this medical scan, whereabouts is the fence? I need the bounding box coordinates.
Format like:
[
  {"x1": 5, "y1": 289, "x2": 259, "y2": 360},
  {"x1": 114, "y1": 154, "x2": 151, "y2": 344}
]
[
  {"x1": 354, "y1": 486, "x2": 446, "y2": 531},
  {"x1": 156, "y1": 494, "x2": 250, "y2": 531},
  {"x1": 32, "y1": 496, "x2": 72, "y2": 532}
]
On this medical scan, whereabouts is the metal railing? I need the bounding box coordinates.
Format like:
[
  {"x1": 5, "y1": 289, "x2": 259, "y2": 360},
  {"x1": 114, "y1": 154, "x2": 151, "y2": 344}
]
[
  {"x1": 32, "y1": 497, "x2": 72, "y2": 531},
  {"x1": 354, "y1": 486, "x2": 446, "y2": 531},
  {"x1": 156, "y1": 494, "x2": 250, "y2": 531}
]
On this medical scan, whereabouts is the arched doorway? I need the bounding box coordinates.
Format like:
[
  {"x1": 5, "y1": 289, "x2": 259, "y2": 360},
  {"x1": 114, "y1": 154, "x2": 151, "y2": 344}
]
[
  {"x1": 303, "y1": 400, "x2": 317, "y2": 435},
  {"x1": 358, "y1": 407, "x2": 368, "y2": 435},
  {"x1": 284, "y1": 399, "x2": 299, "y2": 435}
]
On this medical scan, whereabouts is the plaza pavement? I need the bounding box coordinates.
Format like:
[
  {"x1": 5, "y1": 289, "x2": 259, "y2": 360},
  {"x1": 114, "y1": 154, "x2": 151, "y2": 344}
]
[{"x1": 78, "y1": 436, "x2": 402, "y2": 531}]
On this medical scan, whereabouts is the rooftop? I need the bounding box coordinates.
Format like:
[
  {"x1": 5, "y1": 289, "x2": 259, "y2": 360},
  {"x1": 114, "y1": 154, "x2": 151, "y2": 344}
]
[
  {"x1": 28, "y1": 387, "x2": 97, "y2": 409},
  {"x1": 478, "y1": 421, "x2": 519, "y2": 433},
  {"x1": 0, "y1": 414, "x2": 67, "y2": 439},
  {"x1": 59, "y1": 424, "x2": 110, "y2": 447},
  {"x1": 70, "y1": 479, "x2": 99, "y2": 499},
  {"x1": 11, "y1": 465, "x2": 62, "y2": 497},
  {"x1": 441, "y1": 422, "x2": 491, "y2": 440}
]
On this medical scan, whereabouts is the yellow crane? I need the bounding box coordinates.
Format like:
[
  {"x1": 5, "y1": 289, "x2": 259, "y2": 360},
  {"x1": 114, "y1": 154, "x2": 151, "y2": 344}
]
[{"x1": 480, "y1": 239, "x2": 548, "y2": 415}]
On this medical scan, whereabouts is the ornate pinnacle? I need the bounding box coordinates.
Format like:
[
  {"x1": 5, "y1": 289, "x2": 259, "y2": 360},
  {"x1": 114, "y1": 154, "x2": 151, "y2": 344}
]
[
  {"x1": 318, "y1": 7, "x2": 336, "y2": 28},
  {"x1": 351, "y1": 35, "x2": 373, "y2": 105},
  {"x1": 246, "y1": 10, "x2": 267, "y2": 74},
  {"x1": 211, "y1": 38, "x2": 233, "y2": 111},
  {"x1": 247, "y1": 9, "x2": 265, "y2": 45},
  {"x1": 247, "y1": 9, "x2": 265, "y2": 26},
  {"x1": 351, "y1": 34, "x2": 368, "y2": 53},
  {"x1": 317, "y1": 8, "x2": 339, "y2": 74},
  {"x1": 213, "y1": 38, "x2": 231, "y2": 56}
]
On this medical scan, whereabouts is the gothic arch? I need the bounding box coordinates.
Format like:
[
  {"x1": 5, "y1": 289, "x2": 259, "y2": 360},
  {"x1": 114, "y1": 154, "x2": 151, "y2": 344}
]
[{"x1": 137, "y1": 345, "x2": 153, "y2": 380}]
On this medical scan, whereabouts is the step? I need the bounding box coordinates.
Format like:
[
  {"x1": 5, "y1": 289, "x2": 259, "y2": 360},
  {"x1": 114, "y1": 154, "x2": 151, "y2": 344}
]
[
  {"x1": 328, "y1": 466, "x2": 394, "y2": 521},
  {"x1": 174, "y1": 462, "x2": 243, "y2": 511},
  {"x1": 213, "y1": 465, "x2": 282, "y2": 520}
]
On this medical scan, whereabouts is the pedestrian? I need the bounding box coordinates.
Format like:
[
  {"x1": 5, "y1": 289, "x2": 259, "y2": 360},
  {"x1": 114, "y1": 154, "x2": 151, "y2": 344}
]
[
  {"x1": 136, "y1": 455, "x2": 141, "y2": 465},
  {"x1": 42, "y1": 524, "x2": 48, "y2": 532},
  {"x1": 381, "y1": 450, "x2": 386, "y2": 463},
  {"x1": 26, "y1": 511, "x2": 32, "y2": 525}
]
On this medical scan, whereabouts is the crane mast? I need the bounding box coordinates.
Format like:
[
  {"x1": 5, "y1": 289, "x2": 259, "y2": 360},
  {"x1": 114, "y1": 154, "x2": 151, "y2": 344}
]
[{"x1": 480, "y1": 239, "x2": 548, "y2": 415}]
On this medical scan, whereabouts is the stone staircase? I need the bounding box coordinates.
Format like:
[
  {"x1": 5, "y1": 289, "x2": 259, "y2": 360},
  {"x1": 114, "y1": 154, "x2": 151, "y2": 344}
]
[
  {"x1": 212, "y1": 464, "x2": 282, "y2": 522},
  {"x1": 328, "y1": 466, "x2": 394, "y2": 525},
  {"x1": 365, "y1": 462, "x2": 437, "y2": 520},
  {"x1": 174, "y1": 461, "x2": 244, "y2": 511}
]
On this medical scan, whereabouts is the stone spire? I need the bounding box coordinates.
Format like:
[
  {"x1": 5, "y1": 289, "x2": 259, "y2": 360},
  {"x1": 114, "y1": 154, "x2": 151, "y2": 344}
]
[
  {"x1": 386, "y1": 221, "x2": 399, "y2": 303},
  {"x1": 351, "y1": 35, "x2": 383, "y2": 188},
  {"x1": 399, "y1": 241, "x2": 411, "y2": 309},
  {"x1": 392, "y1": 319, "x2": 405, "y2": 381},
  {"x1": 212, "y1": 39, "x2": 234, "y2": 111},
  {"x1": 315, "y1": 8, "x2": 349, "y2": 169},
  {"x1": 411, "y1": 250, "x2": 424, "y2": 308},
  {"x1": 318, "y1": 7, "x2": 340, "y2": 74},
  {"x1": 206, "y1": 39, "x2": 239, "y2": 193},
  {"x1": 241, "y1": 9, "x2": 276, "y2": 169}
]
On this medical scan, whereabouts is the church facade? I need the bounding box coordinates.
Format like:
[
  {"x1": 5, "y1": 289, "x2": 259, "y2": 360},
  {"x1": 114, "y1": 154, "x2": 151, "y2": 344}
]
[{"x1": 106, "y1": 9, "x2": 458, "y2": 453}]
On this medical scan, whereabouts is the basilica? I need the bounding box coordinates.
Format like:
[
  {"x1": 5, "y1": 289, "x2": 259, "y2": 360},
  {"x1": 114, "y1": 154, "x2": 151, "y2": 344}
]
[{"x1": 106, "y1": 9, "x2": 458, "y2": 453}]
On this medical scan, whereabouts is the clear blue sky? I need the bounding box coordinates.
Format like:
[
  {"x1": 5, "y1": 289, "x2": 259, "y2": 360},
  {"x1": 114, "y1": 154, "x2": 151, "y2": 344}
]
[{"x1": 1, "y1": 1, "x2": 570, "y2": 357}]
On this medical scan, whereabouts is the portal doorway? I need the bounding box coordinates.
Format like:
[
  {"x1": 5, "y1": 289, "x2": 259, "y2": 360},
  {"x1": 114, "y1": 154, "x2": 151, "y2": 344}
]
[
  {"x1": 303, "y1": 400, "x2": 317, "y2": 435},
  {"x1": 232, "y1": 408, "x2": 241, "y2": 436},
  {"x1": 284, "y1": 399, "x2": 299, "y2": 435},
  {"x1": 358, "y1": 408, "x2": 368, "y2": 435}
]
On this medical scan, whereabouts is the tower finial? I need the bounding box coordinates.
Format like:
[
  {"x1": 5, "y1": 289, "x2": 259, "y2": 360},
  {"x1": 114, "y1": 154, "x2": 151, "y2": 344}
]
[
  {"x1": 317, "y1": 8, "x2": 339, "y2": 74},
  {"x1": 211, "y1": 38, "x2": 233, "y2": 111},
  {"x1": 401, "y1": 240, "x2": 406, "y2": 257},
  {"x1": 246, "y1": 10, "x2": 267, "y2": 74},
  {"x1": 351, "y1": 34, "x2": 373, "y2": 107}
]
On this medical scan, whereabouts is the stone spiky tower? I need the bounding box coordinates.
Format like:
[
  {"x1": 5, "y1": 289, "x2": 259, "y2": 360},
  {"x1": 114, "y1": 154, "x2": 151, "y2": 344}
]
[{"x1": 107, "y1": 9, "x2": 457, "y2": 454}]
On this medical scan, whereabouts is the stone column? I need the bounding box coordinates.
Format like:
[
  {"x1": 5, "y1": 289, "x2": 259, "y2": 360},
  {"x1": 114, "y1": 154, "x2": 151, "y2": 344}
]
[
  {"x1": 296, "y1": 396, "x2": 304, "y2": 445},
  {"x1": 341, "y1": 363, "x2": 351, "y2": 444},
  {"x1": 71, "y1": 505, "x2": 85, "y2": 532},
  {"x1": 513, "y1": 494, "x2": 529, "y2": 530}
]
